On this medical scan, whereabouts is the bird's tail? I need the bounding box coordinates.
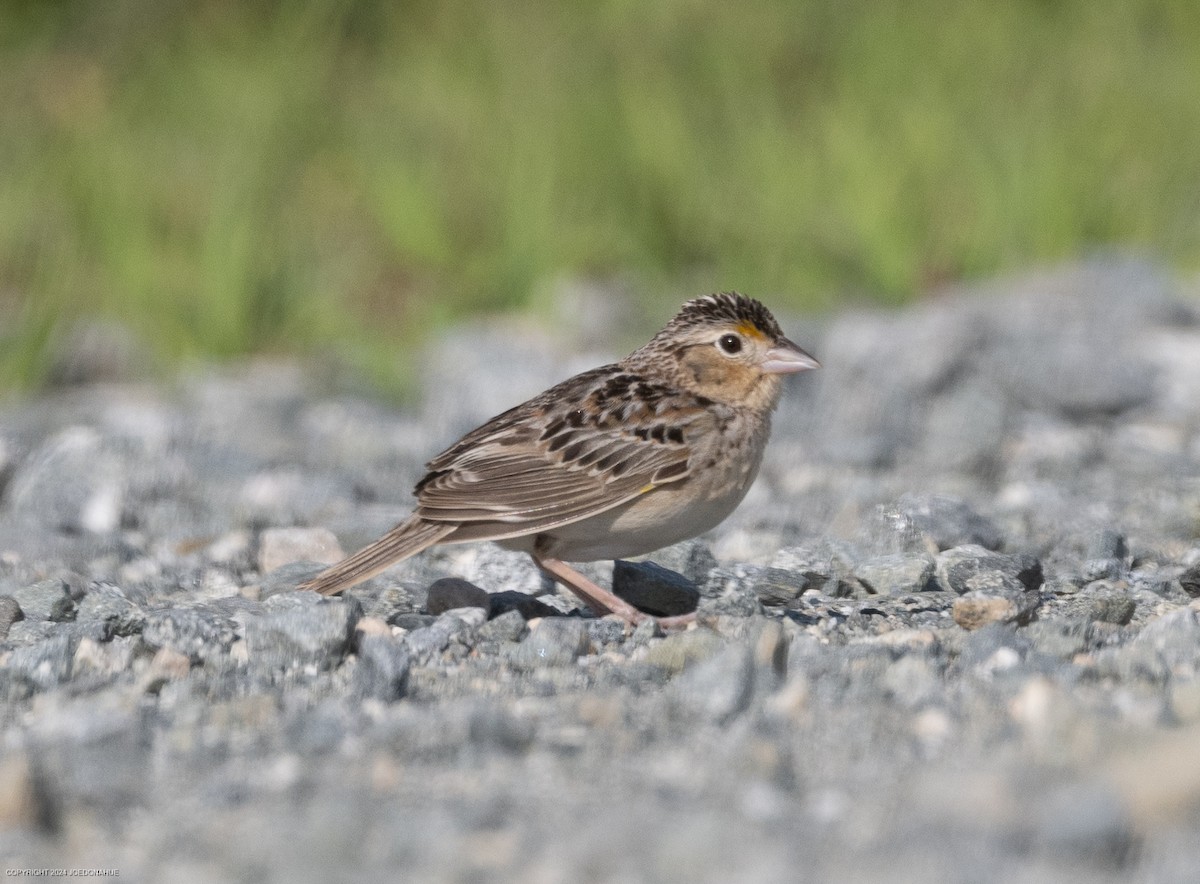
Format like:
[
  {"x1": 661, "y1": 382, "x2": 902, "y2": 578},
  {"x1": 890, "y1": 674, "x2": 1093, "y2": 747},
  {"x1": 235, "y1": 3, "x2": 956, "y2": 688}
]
[{"x1": 298, "y1": 517, "x2": 455, "y2": 596}]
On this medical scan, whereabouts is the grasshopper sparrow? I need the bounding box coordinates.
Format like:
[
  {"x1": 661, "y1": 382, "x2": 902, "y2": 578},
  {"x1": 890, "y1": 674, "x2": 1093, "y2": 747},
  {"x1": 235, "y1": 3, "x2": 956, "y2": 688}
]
[{"x1": 300, "y1": 292, "x2": 819, "y2": 625}]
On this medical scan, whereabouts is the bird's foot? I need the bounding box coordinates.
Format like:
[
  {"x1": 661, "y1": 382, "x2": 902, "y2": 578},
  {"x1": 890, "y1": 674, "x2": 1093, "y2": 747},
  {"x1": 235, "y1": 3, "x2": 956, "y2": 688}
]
[{"x1": 531, "y1": 555, "x2": 695, "y2": 630}]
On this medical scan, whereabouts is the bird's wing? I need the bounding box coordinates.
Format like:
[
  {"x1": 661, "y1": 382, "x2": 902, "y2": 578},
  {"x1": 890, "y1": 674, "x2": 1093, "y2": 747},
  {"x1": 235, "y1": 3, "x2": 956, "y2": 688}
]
[{"x1": 413, "y1": 368, "x2": 711, "y2": 535}]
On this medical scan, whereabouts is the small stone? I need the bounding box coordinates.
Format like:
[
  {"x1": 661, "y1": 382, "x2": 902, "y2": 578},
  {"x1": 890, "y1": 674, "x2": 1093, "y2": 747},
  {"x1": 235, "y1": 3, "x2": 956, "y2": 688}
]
[
  {"x1": 642, "y1": 628, "x2": 727, "y2": 674},
  {"x1": 509, "y1": 618, "x2": 590, "y2": 669},
  {"x1": 1068, "y1": 581, "x2": 1136, "y2": 625},
  {"x1": 1024, "y1": 619, "x2": 1092, "y2": 660},
  {"x1": 937, "y1": 545, "x2": 1043, "y2": 594},
  {"x1": 6, "y1": 634, "x2": 76, "y2": 690},
  {"x1": 891, "y1": 493, "x2": 1004, "y2": 552},
  {"x1": 1179, "y1": 562, "x2": 1200, "y2": 598},
  {"x1": 627, "y1": 617, "x2": 662, "y2": 646},
  {"x1": 474, "y1": 609, "x2": 529, "y2": 644},
  {"x1": 425, "y1": 578, "x2": 490, "y2": 615},
  {"x1": 245, "y1": 593, "x2": 362, "y2": 671},
  {"x1": 0, "y1": 596, "x2": 23, "y2": 639},
  {"x1": 699, "y1": 567, "x2": 768, "y2": 618},
  {"x1": 11, "y1": 579, "x2": 76, "y2": 622},
  {"x1": 853, "y1": 554, "x2": 937, "y2": 595},
  {"x1": 75, "y1": 583, "x2": 145, "y2": 637},
  {"x1": 402, "y1": 611, "x2": 477, "y2": 663},
  {"x1": 750, "y1": 568, "x2": 809, "y2": 606},
  {"x1": 353, "y1": 634, "x2": 411, "y2": 701},
  {"x1": 952, "y1": 583, "x2": 1040, "y2": 631},
  {"x1": 612, "y1": 560, "x2": 701, "y2": 617},
  {"x1": 485, "y1": 590, "x2": 560, "y2": 620},
  {"x1": 670, "y1": 643, "x2": 755, "y2": 723},
  {"x1": 257, "y1": 527, "x2": 344, "y2": 574},
  {"x1": 143, "y1": 607, "x2": 238, "y2": 663}
]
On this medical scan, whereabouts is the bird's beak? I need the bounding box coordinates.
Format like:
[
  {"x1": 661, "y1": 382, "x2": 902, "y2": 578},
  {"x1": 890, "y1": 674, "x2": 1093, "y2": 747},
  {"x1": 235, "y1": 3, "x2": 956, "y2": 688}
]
[{"x1": 761, "y1": 338, "x2": 820, "y2": 374}]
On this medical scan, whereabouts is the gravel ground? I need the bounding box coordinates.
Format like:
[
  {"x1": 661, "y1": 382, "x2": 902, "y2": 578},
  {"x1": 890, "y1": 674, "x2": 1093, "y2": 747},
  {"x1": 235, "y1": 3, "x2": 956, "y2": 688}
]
[{"x1": 1, "y1": 258, "x2": 1199, "y2": 882}]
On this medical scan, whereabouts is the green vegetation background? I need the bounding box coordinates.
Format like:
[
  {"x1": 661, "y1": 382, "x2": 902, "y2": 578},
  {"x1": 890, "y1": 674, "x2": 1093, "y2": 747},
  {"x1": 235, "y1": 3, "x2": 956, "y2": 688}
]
[{"x1": 2, "y1": 0, "x2": 1198, "y2": 391}]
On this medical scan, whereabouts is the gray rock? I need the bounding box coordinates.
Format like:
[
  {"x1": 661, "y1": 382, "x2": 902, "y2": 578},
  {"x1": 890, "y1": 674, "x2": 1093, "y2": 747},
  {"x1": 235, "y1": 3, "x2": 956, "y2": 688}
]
[
  {"x1": 75, "y1": 583, "x2": 145, "y2": 637},
  {"x1": 853, "y1": 554, "x2": 936, "y2": 595},
  {"x1": 612, "y1": 561, "x2": 700, "y2": 617},
  {"x1": 474, "y1": 609, "x2": 529, "y2": 645},
  {"x1": 11, "y1": 580, "x2": 76, "y2": 623},
  {"x1": 5, "y1": 633, "x2": 76, "y2": 690},
  {"x1": 245, "y1": 593, "x2": 362, "y2": 671},
  {"x1": 670, "y1": 643, "x2": 755, "y2": 723},
  {"x1": 748, "y1": 568, "x2": 809, "y2": 606},
  {"x1": 951, "y1": 571, "x2": 1040, "y2": 631},
  {"x1": 256, "y1": 561, "x2": 328, "y2": 598},
  {"x1": 699, "y1": 567, "x2": 768, "y2": 618},
  {"x1": 425, "y1": 578, "x2": 490, "y2": 615},
  {"x1": 892, "y1": 493, "x2": 1005, "y2": 552},
  {"x1": 142, "y1": 607, "x2": 238, "y2": 663},
  {"x1": 937, "y1": 545, "x2": 1043, "y2": 594},
  {"x1": 509, "y1": 618, "x2": 590, "y2": 669},
  {"x1": 642, "y1": 628, "x2": 727, "y2": 674},
  {"x1": 1061, "y1": 581, "x2": 1136, "y2": 625},
  {"x1": 0, "y1": 596, "x2": 23, "y2": 639},
  {"x1": 352, "y1": 634, "x2": 410, "y2": 701},
  {"x1": 402, "y1": 611, "x2": 477, "y2": 664}
]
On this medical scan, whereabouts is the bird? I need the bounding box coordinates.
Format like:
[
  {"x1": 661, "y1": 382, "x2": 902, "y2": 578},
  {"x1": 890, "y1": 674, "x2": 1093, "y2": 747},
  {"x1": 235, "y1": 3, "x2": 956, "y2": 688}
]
[{"x1": 299, "y1": 292, "x2": 819, "y2": 625}]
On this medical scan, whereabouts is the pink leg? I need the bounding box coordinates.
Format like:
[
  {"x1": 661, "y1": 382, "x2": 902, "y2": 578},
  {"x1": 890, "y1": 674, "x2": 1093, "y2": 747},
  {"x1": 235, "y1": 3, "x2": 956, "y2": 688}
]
[{"x1": 531, "y1": 555, "x2": 696, "y2": 629}]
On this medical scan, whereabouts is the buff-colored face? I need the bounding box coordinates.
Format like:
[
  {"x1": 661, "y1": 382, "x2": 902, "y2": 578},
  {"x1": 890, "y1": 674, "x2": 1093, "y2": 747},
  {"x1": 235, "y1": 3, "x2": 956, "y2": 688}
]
[{"x1": 672, "y1": 319, "x2": 818, "y2": 405}]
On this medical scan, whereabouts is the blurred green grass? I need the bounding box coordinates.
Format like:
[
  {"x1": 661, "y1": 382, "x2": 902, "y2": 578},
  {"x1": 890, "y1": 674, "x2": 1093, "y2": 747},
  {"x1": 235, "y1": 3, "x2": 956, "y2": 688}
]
[{"x1": 1, "y1": 0, "x2": 1198, "y2": 391}]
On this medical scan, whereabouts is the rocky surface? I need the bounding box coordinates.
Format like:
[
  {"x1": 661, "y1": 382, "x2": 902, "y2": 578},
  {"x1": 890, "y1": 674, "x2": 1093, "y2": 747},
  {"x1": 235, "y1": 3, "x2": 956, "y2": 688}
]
[{"x1": 1, "y1": 258, "x2": 1199, "y2": 881}]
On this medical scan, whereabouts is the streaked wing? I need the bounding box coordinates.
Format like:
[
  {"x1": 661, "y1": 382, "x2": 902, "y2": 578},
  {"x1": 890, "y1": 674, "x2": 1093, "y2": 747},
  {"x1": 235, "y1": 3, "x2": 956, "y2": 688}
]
[{"x1": 412, "y1": 367, "x2": 708, "y2": 534}]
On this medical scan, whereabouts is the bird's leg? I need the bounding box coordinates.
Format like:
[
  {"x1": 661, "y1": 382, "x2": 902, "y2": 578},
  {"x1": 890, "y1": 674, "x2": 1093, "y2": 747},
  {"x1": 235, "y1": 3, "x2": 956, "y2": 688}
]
[
  {"x1": 531, "y1": 555, "x2": 649, "y2": 625},
  {"x1": 530, "y1": 555, "x2": 697, "y2": 630}
]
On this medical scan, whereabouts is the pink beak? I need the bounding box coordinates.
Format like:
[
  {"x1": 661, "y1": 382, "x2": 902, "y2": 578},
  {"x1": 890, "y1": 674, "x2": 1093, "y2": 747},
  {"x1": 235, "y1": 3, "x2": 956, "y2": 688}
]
[{"x1": 761, "y1": 338, "x2": 820, "y2": 374}]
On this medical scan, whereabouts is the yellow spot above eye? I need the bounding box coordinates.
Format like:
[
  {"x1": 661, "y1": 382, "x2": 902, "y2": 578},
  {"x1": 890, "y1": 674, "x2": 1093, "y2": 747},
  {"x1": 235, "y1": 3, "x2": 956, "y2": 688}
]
[
  {"x1": 638, "y1": 483, "x2": 656, "y2": 494},
  {"x1": 734, "y1": 321, "x2": 766, "y2": 341}
]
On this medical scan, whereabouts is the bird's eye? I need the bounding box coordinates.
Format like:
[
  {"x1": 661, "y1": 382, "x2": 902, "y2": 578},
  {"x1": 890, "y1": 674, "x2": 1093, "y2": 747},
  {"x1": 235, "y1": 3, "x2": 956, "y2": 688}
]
[{"x1": 717, "y1": 333, "x2": 743, "y2": 355}]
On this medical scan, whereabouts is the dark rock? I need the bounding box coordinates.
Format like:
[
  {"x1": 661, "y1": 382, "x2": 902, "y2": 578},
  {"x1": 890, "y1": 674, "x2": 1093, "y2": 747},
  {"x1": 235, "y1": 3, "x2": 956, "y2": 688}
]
[
  {"x1": 485, "y1": 591, "x2": 560, "y2": 620},
  {"x1": 390, "y1": 613, "x2": 436, "y2": 631},
  {"x1": 11, "y1": 580, "x2": 76, "y2": 623},
  {"x1": 0, "y1": 596, "x2": 23, "y2": 639},
  {"x1": 75, "y1": 583, "x2": 145, "y2": 637},
  {"x1": 509, "y1": 618, "x2": 590, "y2": 669},
  {"x1": 244, "y1": 593, "x2": 362, "y2": 671},
  {"x1": 352, "y1": 634, "x2": 410, "y2": 701},
  {"x1": 612, "y1": 560, "x2": 700, "y2": 617},
  {"x1": 853, "y1": 554, "x2": 937, "y2": 595},
  {"x1": 1179, "y1": 562, "x2": 1200, "y2": 598},
  {"x1": 142, "y1": 607, "x2": 238, "y2": 663},
  {"x1": 425, "y1": 577, "x2": 490, "y2": 615},
  {"x1": 636, "y1": 540, "x2": 719, "y2": 584}
]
